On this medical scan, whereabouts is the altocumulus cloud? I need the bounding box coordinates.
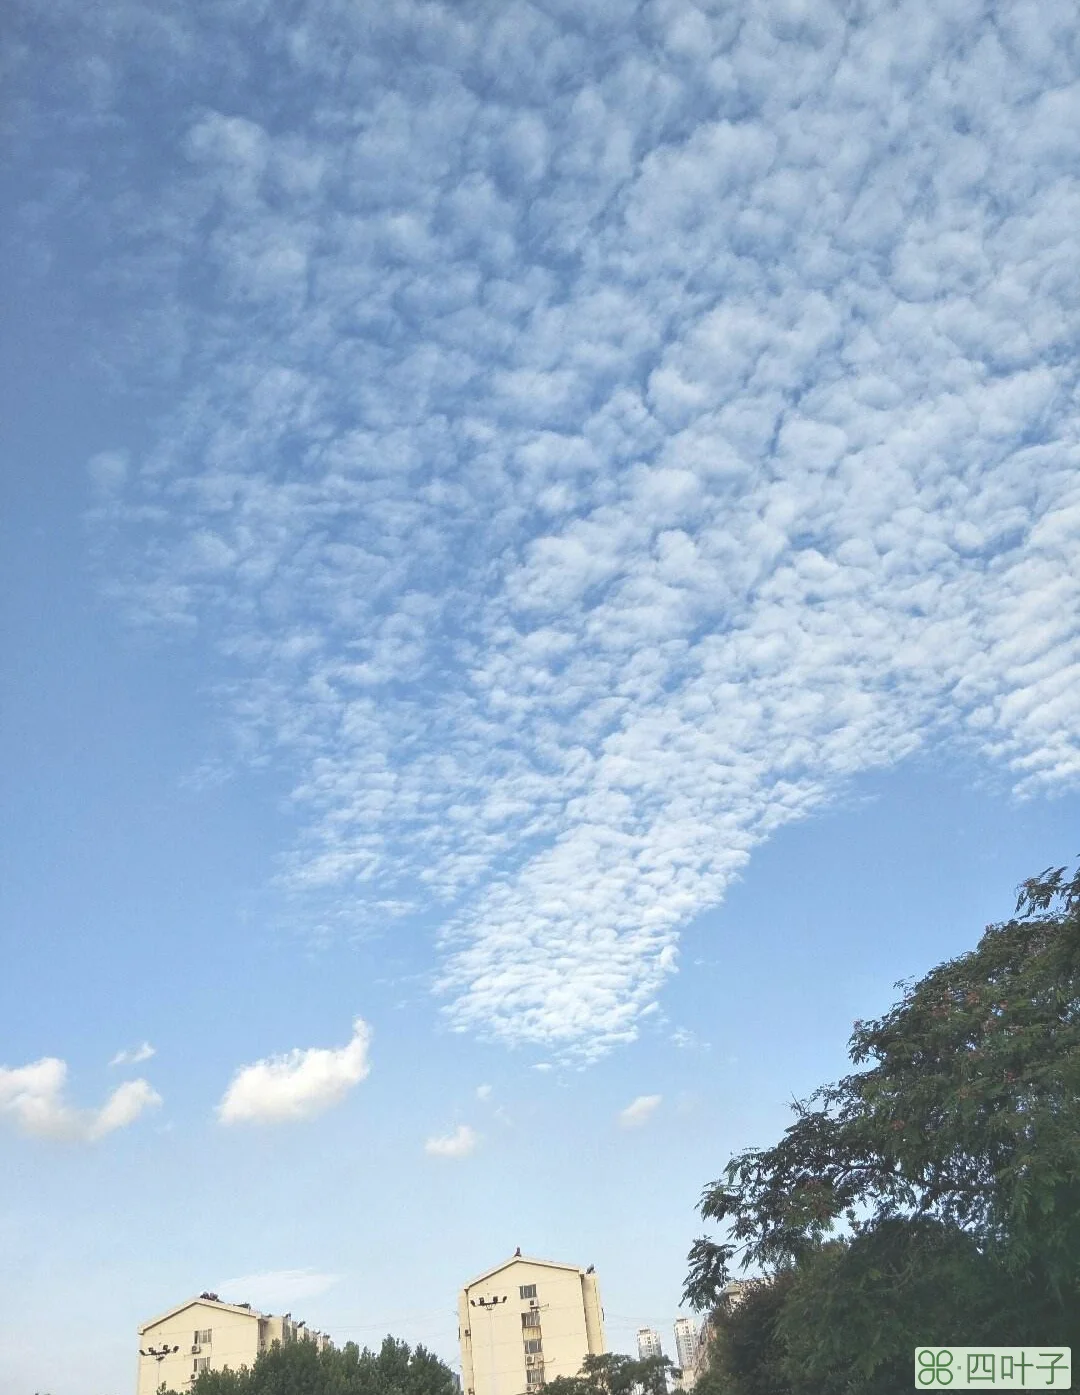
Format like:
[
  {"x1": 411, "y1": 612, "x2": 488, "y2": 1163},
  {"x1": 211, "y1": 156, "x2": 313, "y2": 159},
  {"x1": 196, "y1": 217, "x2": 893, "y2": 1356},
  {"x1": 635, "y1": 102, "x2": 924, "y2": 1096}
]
[
  {"x1": 424, "y1": 1124, "x2": 479, "y2": 1159},
  {"x1": 217, "y1": 1019, "x2": 372, "y2": 1125},
  {"x1": 19, "y1": 0, "x2": 1079, "y2": 1058},
  {"x1": 619, "y1": 1095, "x2": 662, "y2": 1129},
  {"x1": 0, "y1": 1057, "x2": 161, "y2": 1142}
]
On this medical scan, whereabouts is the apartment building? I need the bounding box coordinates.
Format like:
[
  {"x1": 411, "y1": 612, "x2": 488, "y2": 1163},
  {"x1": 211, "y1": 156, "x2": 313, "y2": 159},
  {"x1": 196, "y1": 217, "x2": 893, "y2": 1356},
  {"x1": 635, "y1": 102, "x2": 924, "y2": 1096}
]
[
  {"x1": 672, "y1": 1319, "x2": 697, "y2": 1373},
  {"x1": 673, "y1": 1286, "x2": 752, "y2": 1391},
  {"x1": 137, "y1": 1293, "x2": 331, "y2": 1394},
  {"x1": 636, "y1": 1329, "x2": 663, "y2": 1361},
  {"x1": 459, "y1": 1254, "x2": 605, "y2": 1395}
]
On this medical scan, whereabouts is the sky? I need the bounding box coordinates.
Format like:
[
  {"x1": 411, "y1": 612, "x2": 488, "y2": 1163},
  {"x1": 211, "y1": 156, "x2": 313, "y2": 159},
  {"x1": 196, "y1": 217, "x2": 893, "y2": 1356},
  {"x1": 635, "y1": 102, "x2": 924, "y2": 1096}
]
[{"x1": 2, "y1": 0, "x2": 1079, "y2": 1390}]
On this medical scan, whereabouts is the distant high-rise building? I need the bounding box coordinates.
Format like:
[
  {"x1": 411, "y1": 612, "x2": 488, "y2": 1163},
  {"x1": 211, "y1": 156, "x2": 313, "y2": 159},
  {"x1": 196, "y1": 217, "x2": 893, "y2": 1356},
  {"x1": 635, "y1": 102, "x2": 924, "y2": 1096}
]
[
  {"x1": 672, "y1": 1318, "x2": 697, "y2": 1372},
  {"x1": 459, "y1": 1253, "x2": 605, "y2": 1395},
  {"x1": 636, "y1": 1328, "x2": 663, "y2": 1361}
]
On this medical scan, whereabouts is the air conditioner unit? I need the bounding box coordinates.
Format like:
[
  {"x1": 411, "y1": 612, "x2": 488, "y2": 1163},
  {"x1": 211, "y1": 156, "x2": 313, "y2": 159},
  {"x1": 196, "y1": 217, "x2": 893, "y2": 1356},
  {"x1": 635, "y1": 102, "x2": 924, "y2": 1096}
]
[
  {"x1": 191, "y1": 1346, "x2": 201, "y2": 1355},
  {"x1": 529, "y1": 1300, "x2": 539, "y2": 1309}
]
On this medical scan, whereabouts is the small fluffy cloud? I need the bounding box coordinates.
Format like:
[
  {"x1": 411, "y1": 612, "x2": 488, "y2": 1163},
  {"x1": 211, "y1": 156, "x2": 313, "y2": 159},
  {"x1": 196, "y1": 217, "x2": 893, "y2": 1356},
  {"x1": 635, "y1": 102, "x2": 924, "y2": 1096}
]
[
  {"x1": 619, "y1": 1094, "x2": 662, "y2": 1128},
  {"x1": 217, "y1": 1018, "x2": 372, "y2": 1125},
  {"x1": 424, "y1": 1123, "x2": 478, "y2": 1158},
  {"x1": 218, "y1": 1269, "x2": 341, "y2": 1309},
  {"x1": 110, "y1": 1041, "x2": 156, "y2": 1067},
  {"x1": 476, "y1": 1083, "x2": 493, "y2": 1100},
  {"x1": 0, "y1": 1057, "x2": 161, "y2": 1142}
]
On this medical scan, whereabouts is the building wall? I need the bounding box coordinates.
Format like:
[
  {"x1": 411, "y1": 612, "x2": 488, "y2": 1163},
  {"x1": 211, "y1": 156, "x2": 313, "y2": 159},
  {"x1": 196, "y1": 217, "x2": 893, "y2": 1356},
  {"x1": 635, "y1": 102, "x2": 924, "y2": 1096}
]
[
  {"x1": 262, "y1": 1315, "x2": 332, "y2": 1352},
  {"x1": 460, "y1": 1259, "x2": 605, "y2": 1395},
  {"x1": 137, "y1": 1299, "x2": 331, "y2": 1393},
  {"x1": 672, "y1": 1319, "x2": 697, "y2": 1372},
  {"x1": 636, "y1": 1329, "x2": 663, "y2": 1361},
  {"x1": 137, "y1": 1301, "x2": 260, "y2": 1395},
  {"x1": 674, "y1": 1314, "x2": 722, "y2": 1391}
]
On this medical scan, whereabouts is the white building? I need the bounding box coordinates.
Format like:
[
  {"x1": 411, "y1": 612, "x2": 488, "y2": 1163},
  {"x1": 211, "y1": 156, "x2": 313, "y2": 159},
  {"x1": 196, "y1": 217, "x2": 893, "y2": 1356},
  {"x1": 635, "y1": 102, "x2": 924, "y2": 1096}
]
[
  {"x1": 636, "y1": 1329, "x2": 663, "y2": 1362},
  {"x1": 137, "y1": 1293, "x2": 331, "y2": 1394},
  {"x1": 672, "y1": 1319, "x2": 697, "y2": 1373},
  {"x1": 459, "y1": 1253, "x2": 605, "y2": 1395},
  {"x1": 673, "y1": 1287, "x2": 751, "y2": 1390}
]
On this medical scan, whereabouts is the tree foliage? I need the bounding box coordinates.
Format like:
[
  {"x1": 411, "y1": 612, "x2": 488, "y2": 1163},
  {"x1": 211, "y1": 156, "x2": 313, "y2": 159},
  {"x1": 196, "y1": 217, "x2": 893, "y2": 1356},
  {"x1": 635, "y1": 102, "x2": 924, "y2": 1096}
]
[
  {"x1": 545, "y1": 1352, "x2": 673, "y2": 1395},
  {"x1": 684, "y1": 862, "x2": 1080, "y2": 1392},
  {"x1": 699, "y1": 1276, "x2": 796, "y2": 1395},
  {"x1": 161, "y1": 1335, "x2": 458, "y2": 1395}
]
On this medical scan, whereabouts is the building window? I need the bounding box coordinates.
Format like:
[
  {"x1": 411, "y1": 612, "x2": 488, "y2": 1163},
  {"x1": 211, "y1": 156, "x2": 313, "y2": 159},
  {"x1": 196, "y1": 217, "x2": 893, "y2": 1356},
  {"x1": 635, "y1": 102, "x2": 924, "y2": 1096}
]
[
  {"x1": 521, "y1": 1312, "x2": 541, "y2": 1330},
  {"x1": 193, "y1": 1358, "x2": 211, "y2": 1373},
  {"x1": 194, "y1": 1329, "x2": 213, "y2": 1345},
  {"x1": 526, "y1": 1370, "x2": 545, "y2": 1387},
  {"x1": 524, "y1": 1340, "x2": 543, "y2": 1355},
  {"x1": 519, "y1": 1285, "x2": 537, "y2": 1300}
]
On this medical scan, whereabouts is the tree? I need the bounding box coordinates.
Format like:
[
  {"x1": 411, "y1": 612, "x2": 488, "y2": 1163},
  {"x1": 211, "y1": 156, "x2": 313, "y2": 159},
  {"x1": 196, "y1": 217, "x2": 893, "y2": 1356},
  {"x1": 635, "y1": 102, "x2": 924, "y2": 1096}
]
[
  {"x1": 683, "y1": 862, "x2": 1080, "y2": 1390},
  {"x1": 545, "y1": 1352, "x2": 673, "y2": 1395},
  {"x1": 697, "y1": 1275, "x2": 796, "y2": 1395},
  {"x1": 159, "y1": 1334, "x2": 459, "y2": 1395}
]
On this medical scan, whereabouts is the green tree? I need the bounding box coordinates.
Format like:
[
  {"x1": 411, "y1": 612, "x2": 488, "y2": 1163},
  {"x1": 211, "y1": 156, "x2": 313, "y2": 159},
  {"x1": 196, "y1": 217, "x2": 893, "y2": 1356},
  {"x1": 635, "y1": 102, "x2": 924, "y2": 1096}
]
[
  {"x1": 699, "y1": 1274, "x2": 796, "y2": 1395},
  {"x1": 545, "y1": 1352, "x2": 673, "y2": 1395},
  {"x1": 684, "y1": 862, "x2": 1080, "y2": 1390},
  {"x1": 158, "y1": 1334, "x2": 459, "y2": 1395}
]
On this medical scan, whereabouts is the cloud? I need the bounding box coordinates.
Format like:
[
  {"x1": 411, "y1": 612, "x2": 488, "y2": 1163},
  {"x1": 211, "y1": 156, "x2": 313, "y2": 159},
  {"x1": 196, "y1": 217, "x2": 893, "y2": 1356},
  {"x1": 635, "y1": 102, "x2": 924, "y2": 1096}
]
[
  {"x1": 0, "y1": 1057, "x2": 161, "y2": 1142},
  {"x1": 109, "y1": 1041, "x2": 156, "y2": 1067},
  {"x1": 476, "y1": 1083, "x2": 493, "y2": 1101},
  {"x1": 23, "y1": 0, "x2": 1076, "y2": 1059},
  {"x1": 87, "y1": 450, "x2": 128, "y2": 497},
  {"x1": 217, "y1": 1019, "x2": 372, "y2": 1125},
  {"x1": 619, "y1": 1094, "x2": 662, "y2": 1128},
  {"x1": 424, "y1": 1123, "x2": 478, "y2": 1158},
  {"x1": 218, "y1": 1269, "x2": 341, "y2": 1309}
]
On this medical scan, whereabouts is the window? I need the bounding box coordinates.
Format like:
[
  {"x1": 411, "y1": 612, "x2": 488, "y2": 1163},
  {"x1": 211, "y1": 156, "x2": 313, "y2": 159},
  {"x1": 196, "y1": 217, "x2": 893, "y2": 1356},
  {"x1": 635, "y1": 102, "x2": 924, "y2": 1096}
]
[
  {"x1": 519, "y1": 1284, "x2": 537, "y2": 1300},
  {"x1": 522, "y1": 1312, "x2": 541, "y2": 1329},
  {"x1": 526, "y1": 1370, "x2": 545, "y2": 1387},
  {"x1": 194, "y1": 1329, "x2": 212, "y2": 1345},
  {"x1": 193, "y1": 1358, "x2": 211, "y2": 1373},
  {"x1": 524, "y1": 1340, "x2": 543, "y2": 1355}
]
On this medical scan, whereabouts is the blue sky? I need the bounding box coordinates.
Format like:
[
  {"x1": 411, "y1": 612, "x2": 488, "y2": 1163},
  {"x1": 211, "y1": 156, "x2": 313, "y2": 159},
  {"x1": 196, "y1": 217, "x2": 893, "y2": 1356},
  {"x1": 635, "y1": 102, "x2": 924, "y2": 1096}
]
[{"x1": 2, "y1": 0, "x2": 1079, "y2": 1390}]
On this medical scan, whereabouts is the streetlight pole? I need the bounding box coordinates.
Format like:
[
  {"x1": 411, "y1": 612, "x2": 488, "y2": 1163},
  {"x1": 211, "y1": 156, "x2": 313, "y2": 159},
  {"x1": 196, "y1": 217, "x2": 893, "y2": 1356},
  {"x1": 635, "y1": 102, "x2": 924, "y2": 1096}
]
[
  {"x1": 470, "y1": 1295, "x2": 507, "y2": 1395},
  {"x1": 139, "y1": 1344, "x2": 180, "y2": 1393}
]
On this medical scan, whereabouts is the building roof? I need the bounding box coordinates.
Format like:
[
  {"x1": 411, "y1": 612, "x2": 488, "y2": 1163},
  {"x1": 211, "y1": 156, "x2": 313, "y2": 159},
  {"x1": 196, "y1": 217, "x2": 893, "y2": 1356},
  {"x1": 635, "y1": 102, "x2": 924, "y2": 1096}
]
[
  {"x1": 138, "y1": 1296, "x2": 264, "y2": 1334},
  {"x1": 462, "y1": 1255, "x2": 592, "y2": 1290}
]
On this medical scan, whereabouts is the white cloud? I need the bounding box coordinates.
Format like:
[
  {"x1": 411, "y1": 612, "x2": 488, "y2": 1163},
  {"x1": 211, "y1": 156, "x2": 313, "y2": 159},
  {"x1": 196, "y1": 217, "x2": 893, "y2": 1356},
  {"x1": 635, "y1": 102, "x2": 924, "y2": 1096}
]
[
  {"x1": 217, "y1": 1019, "x2": 372, "y2": 1125},
  {"x1": 218, "y1": 1269, "x2": 341, "y2": 1309},
  {"x1": 0, "y1": 1057, "x2": 161, "y2": 1142},
  {"x1": 40, "y1": 0, "x2": 1080, "y2": 1060},
  {"x1": 109, "y1": 1041, "x2": 156, "y2": 1067},
  {"x1": 619, "y1": 1094, "x2": 662, "y2": 1128},
  {"x1": 476, "y1": 1083, "x2": 493, "y2": 1101},
  {"x1": 424, "y1": 1123, "x2": 478, "y2": 1158},
  {"x1": 87, "y1": 449, "x2": 128, "y2": 497}
]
